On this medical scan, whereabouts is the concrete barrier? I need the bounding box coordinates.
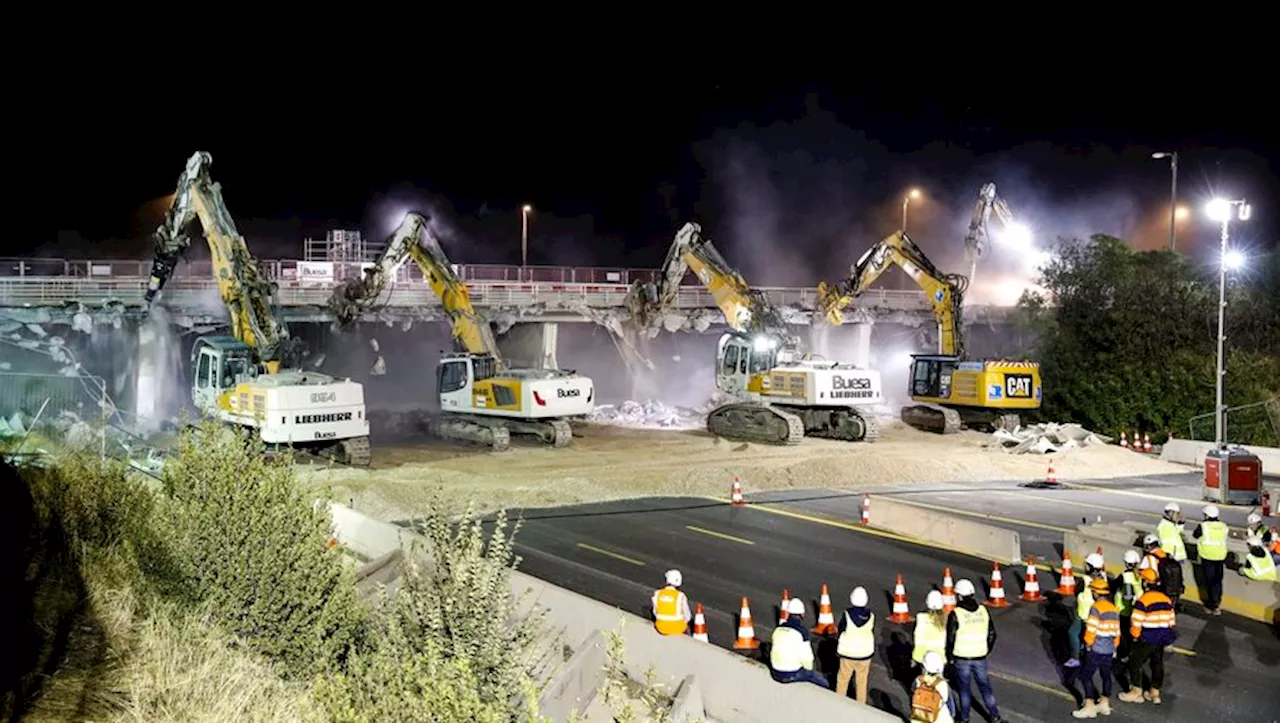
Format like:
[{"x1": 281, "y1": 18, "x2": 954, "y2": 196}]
[
  {"x1": 868, "y1": 495, "x2": 1022, "y2": 563},
  {"x1": 1160, "y1": 440, "x2": 1280, "y2": 479},
  {"x1": 1066, "y1": 524, "x2": 1279, "y2": 625},
  {"x1": 538, "y1": 629, "x2": 608, "y2": 721},
  {"x1": 327, "y1": 504, "x2": 901, "y2": 722}
]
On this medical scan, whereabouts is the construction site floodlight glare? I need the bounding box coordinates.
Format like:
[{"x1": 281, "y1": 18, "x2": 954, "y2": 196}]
[
  {"x1": 997, "y1": 222, "x2": 1033, "y2": 247},
  {"x1": 752, "y1": 335, "x2": 777, "y2": 352},
  {"x1": 1223, "y1": 249, "x2": 1246, "y2": 270}
]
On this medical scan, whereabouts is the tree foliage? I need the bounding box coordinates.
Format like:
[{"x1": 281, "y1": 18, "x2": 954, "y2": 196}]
[{"x1": 1018, "y1": 234, "x2": 1280, "y2": 443}]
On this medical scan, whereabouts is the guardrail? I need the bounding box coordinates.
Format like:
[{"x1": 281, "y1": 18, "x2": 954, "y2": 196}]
[{"x1": 0, "y1": 276, "x2": 936, "y2": 313}]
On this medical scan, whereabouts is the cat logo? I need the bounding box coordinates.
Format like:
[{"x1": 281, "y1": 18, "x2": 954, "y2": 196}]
[{"x1": 1005, "y1": 374, "x2": 1033, "y2": 398}]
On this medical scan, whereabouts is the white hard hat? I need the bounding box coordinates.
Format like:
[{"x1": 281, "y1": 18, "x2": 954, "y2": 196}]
[
  {"x1": 1203, "y1": 505, "x2": 1220, "y2": 518},
  {"x1": 787, "y1": 597, "x2": 806, "y2": 615},
  {"x1": 1143, "y1": 533, "x2": 1160, "y2": 547},
  {"x1": 850, "y1": 586, "x2": 869, "y2": 607},
  {"x1": 923, "y1": 650, "x2": 945, "y2": 675},
  {"x1": 955, "y1": 579, "x2": 976, "y2": 597},
  {"x1": 1085, "y1": 553, "x2": 1104, "y2": 570},
  {"x1": 665, "y1": 569, "x2": 682, "y2": 587},
  {"x1": 1247, "y1": 536, "x2": 1264, "y2": 548},
  {"x1": 1124, "y1": 550, "x2": 1142, "y2": 565},
  {"x1": 925, "y1": 590, "x2": 944, "y2": 610},
  {"x1": 1248, "y1": 513, "x2": 1262, "y2": 525},
  {"x1": 1164, "y1": 502, "x2": 1180, "y2": 514}
]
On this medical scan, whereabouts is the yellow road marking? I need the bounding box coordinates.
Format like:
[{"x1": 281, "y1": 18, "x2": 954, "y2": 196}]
[
  {"x1": 1062, "y1": 481, "x2": 1251, "y2": 509},
  {"x1": 991, "y1": 491, "x2": 1162, "y2": 519},
  {"x1": 577, "y1": 542, "x2": 645, "y2": 566},
  {"x1": 686, "y1": 525, "x2": 755, "y2": 545},
  {"x1": 884, "y1": 496, "x2": 1073, "y2": 533},
  {"x1": 1169, "y1": 645, "x2": 1197, "y2": 657},
  {"x1": 989, "y1": 670, "x2": 1074, "y2": 701}
]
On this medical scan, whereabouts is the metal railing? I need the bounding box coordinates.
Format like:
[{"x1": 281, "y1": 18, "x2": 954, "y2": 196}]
[{"x1": 1186, "y1": 396, "x2": 1280, "y2": 447}]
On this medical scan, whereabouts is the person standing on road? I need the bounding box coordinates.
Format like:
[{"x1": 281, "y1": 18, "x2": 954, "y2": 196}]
[
  {"x1": 1140, "y1": 533, "x2": 1184, "y2": 610},
  {"x1": 1192, "y1": 505, "x2": 1229, "y2": 615},
  {"x1": 835, "y1": 586, "x2": 875, "y2": 703},
  {"x1": 1157, "y1": 502, "x2": 1188, "y2": 563},
  {"x1": 770, "y1": 598, "x2": 829, "y2": 688},
  {"x1": 1239, "y1": 537, "x2": 1278, "y2": 582},
  {"x1": 651, "y1": 569, "x2": 692, "y2": 635},
  {"x1": 913, "y1": 590, "x2": 948, "y2": 671},
  {"x1": 1072, "y1": 577, "x2": 1119, "y2": 718},
  {"x1": 911, "y1": 651, "x2": 958, "y2": 723},
  {"x1": 946, "y1": 579, "x2": 1007, "y2": 723},
  {"x1": 1066, "y1": 553, "x2": 1107, "y2": 669},
  {"x1": 1119, "y1": 568, "x2": 1176, "y2": 706},
  {"x1": 1111, "y1": 550, "x2": 1142, "y2": 661}
]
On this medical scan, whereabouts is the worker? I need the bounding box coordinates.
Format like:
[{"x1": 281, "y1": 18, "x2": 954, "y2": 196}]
[
  {"x1": 769, "y1": 598, "x2": 828, "y2": 687},
  {"x1": 1244, "y1": 512, "x2": 1270, "y2": 544},
  {"x1": 912, "y1": 590, "x2": 948, "y2": 670},
  {"x1": 1065, "y1": 553, "x2": 1107, "y2": 669},
  {"x1": 1118, "y1": 568, "x2": 1176, "y2": 706},
  {"x1": 1073, "y1": 577, "x2": 1119, "y2": 718},
  {"x1": 1239, "y1": 537, "x2": 1278, "y2": 582},
  {"x1": 651, "y1": 569, "x2": 691, "y2": 635},
  {"x1": 1156, "y1": 502, "x2": 1188, "y2": 562},
  {"x1": 946, "y1": 579, "x2": 1006, "y2": 723},
  {"x1": 1139, "y1": 533, "x2": 1184, "y2": 609},
  {"x1": 1192, "y1": 505, "x2": 1229, "y2": 615},
  {"x1": 1111, "y1": 550, "x2": 1142, "y2": 661},
  {"x1": 835, "y1": 586, "x2": 875, "y2": 704},
  {"x1": 910, "y1": 651, "x2": 958, "y2": 723}
]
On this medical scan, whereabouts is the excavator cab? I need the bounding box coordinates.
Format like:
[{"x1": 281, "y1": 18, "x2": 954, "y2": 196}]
[
  {"x1": 191, "y1": 336, "x2": 257, "y2": 410},
  {"x1": 909, "y1": 355, "x2": 957, "y2": 400},
  {"x1": 716, "y1": 332, "x2": 779, "y2": 395}
]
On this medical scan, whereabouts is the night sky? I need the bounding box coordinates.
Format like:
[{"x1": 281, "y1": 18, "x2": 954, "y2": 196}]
[{"x1": 20, "y1": 64, "x2": 1278, "y2": 296}]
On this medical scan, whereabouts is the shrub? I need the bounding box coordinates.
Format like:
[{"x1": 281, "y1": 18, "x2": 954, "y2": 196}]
[{"x1": 156, "y1": 423, "x2": 363, "y2": 679}]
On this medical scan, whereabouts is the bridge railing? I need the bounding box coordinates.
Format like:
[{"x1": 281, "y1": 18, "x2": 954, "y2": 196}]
[{"x1": 0, "y1": 276, "x2": 934, "y2": 312}]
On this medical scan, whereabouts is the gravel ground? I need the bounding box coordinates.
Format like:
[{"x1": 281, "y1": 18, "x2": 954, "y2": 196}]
[{"x1": 300, "y1": 419, "x2": 1191, "y2": 523}]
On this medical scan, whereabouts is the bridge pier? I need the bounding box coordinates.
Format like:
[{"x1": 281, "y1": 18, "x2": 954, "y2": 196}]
[
  {"x1": 498, "y1": 322, "x2": 560, "y2": 370},
  {"x1": 851, "y1": 321, "x2": 873, "y2": 369}
]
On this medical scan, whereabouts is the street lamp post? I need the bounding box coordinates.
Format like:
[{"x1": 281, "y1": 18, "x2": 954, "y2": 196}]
[
  {"x1": 1152, "y1": 152, "x2": 1179, "y2": 252},
  {"x1": 1205, "y1": 197, "x2": 1251, "y2": 449},
  {"x1": 521, "y1": 204, "x2": 532, "y2": 269},
  {"x1": 901, "y1": 188, "x2": 922, "y2": 233}
]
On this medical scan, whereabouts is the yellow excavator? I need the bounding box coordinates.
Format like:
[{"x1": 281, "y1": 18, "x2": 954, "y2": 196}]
[
  {"x1": 626, "y1": 222, "x2": 884, "y2": 445},
  {"x1": 816, "y1": 186, "x2": 1041, "y2": 435},
  {"x1": 328, "y1": 213, "x2": 594, "y2": 451},
  {"x1": 144, "y1": 151, "x2": 372, "y2": 465}
]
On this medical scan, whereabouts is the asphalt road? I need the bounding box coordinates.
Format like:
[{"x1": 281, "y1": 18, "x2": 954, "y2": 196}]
[{"x1": 480, "y1": 483, "x2": 1280, "y2": 722}]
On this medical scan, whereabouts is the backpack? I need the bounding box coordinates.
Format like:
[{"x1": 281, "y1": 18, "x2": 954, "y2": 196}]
[
  {"x1": 910, "y1": 677, "x2": 945, "y2": 722},
  {"x1": 1157, "y1": 555, "x2": 1184, "y2": 595}
]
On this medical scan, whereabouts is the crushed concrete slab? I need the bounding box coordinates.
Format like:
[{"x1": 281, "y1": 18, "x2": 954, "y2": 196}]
[
  {"x1": 370, "y1": 356, "x2": 387, "y2": 375},
  {"x1": 988, "y1": 422, "x2": 1110, "y2": 454},
  {"x1": 587, "y1": 399, "x2": 711, "y2": 430}
]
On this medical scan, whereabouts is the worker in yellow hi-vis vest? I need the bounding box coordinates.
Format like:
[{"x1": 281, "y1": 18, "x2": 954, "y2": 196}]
[
  {"x1": 1192, "y1": 505, "x2": 1229, "y2": 615},
  {"x1": 651, "y1": 569, "x2": 692, "y2": 635}
]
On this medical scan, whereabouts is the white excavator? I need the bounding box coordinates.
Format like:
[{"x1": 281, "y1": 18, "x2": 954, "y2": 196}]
[
  {"x1": 625, "y1": 222, "x2": 884, "y2": 445},
  {"x1": 144, "y1": 151, "x2": 372, "y2": 465},
  {"x1": 328, "y1": 212, "x2": 594, "y2": 451}
]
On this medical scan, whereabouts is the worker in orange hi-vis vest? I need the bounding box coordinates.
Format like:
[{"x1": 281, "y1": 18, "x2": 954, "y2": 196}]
[{"x1": 652, "y1": 569, "x2": 693, "y2": 635}]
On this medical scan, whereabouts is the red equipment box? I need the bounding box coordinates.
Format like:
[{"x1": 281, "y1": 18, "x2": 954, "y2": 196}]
[{"x1": 1203, "y1": 447, "x2": 1262, "y2": 505}]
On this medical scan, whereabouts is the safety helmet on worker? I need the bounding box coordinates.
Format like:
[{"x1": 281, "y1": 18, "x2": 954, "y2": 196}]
[
  {"x1": 1247, "y1": 513, "x2": 1262, "y2": 525},
  {"x1": 1143, "y1": 533, "x2": 1160, "y2": 549},
  {"x1": 1140, "y1": 568, "x2": 1158, "y2": 584},
  {"x1": 1123, "y1": 549, "x2": 1142, "y2": 565},
  {"x1": 1203, "y1": 505, "x2": 1220, "y2": 519},
  {"x1": 922, "y1": 650, "x2": 945, "y2": 675},
  {"x1": 955, "y1": 579, "x2": 976, "y2": 597},
  {"x1": 664, "y1": 569, "x2": 682, "y2": 588},
  {"x1": 1085, "y1": 553, "x2": 1104, "y2": 570},
  {"x1": 1247, "y1": 536, "x2": 1264, "y2": 548},
  {"x1": 787, "y1": 597, "x2": 805, "y2": 616},
  {"x1": 1164, "y1": 502, "x2": 1180, "y2": 514},
  {"x1": 1089, "y1": 577, "x2": 1110, "y2": 594},
  {"x1": 850, "y1": 586, "x2": 869, "y2": 607},
  {"x1": 925, "y1": 590, "x2": 944, "y2": 611}
]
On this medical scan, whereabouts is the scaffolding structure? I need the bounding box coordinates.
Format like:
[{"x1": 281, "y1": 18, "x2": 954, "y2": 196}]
[{"x1": 303, "y1": 230, "x2": 384, "y2": 263}]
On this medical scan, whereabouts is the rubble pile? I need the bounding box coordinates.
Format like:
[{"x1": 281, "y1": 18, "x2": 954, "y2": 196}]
[
  {"x1": 988, "y1": 422, "x2": 1110, "y2": 454},
  {"x1": 587, "y1": 399, "x2": 710, "y2": 430}
]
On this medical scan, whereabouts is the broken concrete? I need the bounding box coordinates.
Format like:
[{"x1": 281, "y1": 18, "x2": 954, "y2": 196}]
[{"x1": 988, "y1": 422, "x2": 1110, "y2": 454}]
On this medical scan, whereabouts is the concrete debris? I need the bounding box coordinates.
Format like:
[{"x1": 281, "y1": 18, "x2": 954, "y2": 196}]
[
  {"x1": 370, "y1": 356, "x2": 387, "y2": 376},
  {"x1": 587, "y1": 399, "x2": 710, "y2": 430},
  {"x1": 0, "y1": 412, "x2": 28, "y2": 438},
  {"x1": 369, "y1": 338, "x2": 380, "y2": 353},
  {"x1": 309, "y1": 352, "x2": 327, "y2": 369},
  {"x1": 72, "y1": 312, "x2": 93, "y2": 334},
  {"x1": 988, "y1": 422, "x2": 1110, "y2": 454}
]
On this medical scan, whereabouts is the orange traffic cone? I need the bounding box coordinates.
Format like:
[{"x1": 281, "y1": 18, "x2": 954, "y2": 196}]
[
  {"x1": 941, "y1": 567, "x2": 956, "y2": 614},
  {"x1": 1021, "y1": 559, "x2": 1044, "y2": 601},
  {"x1": 986, "y1": 562, "x2": 1010, "y2": 608},
  {"x1": 1143, "y1": 433, "x2": 1152, "y2": 453},
  {"x1": 812, "y1": 583, "x2": 838, "y2": 635},
  {"x1": 731, "y1": 477, "x2": 744, "y2": 505},
  {"x1": 733, "y1": 597, "x2": 759, "y2": 649},
  {"x1": 890, "y1": 573, "x2": 913, "y2": 623},
  {"x1": 1119, "y1": 431, "x2": 1129, "y2": 448},
  {"x1": 779, "y1": 589, "x2": 791, "y2": 625},
  {"x1": 692, "y1": 602, "x2": 709, "y2": 642},
  {"x1": 861, "y1": 494, "x2": 871, "y2": 525},
  {"x1": 1056, "y1": 553, "x2": 1077, "y2": 595},
  {"x1": 1046, "y1": 459, "x2": 1058, "y2": 485}
]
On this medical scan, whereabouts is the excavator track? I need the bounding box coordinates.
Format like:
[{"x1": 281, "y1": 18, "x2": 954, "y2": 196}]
[
  {"x1": 791, "y1": 406, "x2": 880, "y2": 443},
  {"x1": 336, "y1": 436, "x2": 372, "y2": 467},
  {"x1": 429, "y1": 414, "x2": 574, "y2": 451},
  {"x1": 901, "y1": 403, "x2": 962, "y2": 435},
  {"x1": 707, "y1": 401, "x2": 804, "y2": 445}
]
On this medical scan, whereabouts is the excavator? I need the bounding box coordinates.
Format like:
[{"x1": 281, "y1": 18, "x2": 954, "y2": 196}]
[
  {"x1": 626, "y1": 222, "x2": 884, "y2": 445},
  {"x1": 962, "y1": 182, "x2": 1032, "y2": 287},
  {"x1": 328, "y1": 212, "x2": 594, "y2": 451},
  {"x1": 144, "y1": 151, "x2": 372, "y2": 465},
  {"x1": 815, "y1": 185, "x2": 1041, "y2": 435}
]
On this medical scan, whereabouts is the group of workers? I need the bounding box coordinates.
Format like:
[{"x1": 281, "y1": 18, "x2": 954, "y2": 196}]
[{"x1": 648, "y1": 499, "x2": 1277, "y2": 722}]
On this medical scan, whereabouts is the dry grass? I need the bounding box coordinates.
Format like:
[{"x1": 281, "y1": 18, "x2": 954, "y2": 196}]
[{"x1": 301, "y1": 420, "x2": 1190, "y2": 521}]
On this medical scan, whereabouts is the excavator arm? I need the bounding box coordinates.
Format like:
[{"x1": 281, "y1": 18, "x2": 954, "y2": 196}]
[
  {"x1": 963, "y1": 182, "x2": 1027, "y2": 283},
  {"x1": 145, "y1": 151, "x2": 294, "y2": 371},
  {"x1": 329, "y1": 212, "x2": 502, "y2": 362},
  {"x1": 816, "y1": 231, "x2": 968, "y2": 358}
]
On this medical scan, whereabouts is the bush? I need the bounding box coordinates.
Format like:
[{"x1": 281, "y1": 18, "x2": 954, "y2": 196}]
[{"x1": 156, "y1": 424, "x2": 363, "y2": 679}]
